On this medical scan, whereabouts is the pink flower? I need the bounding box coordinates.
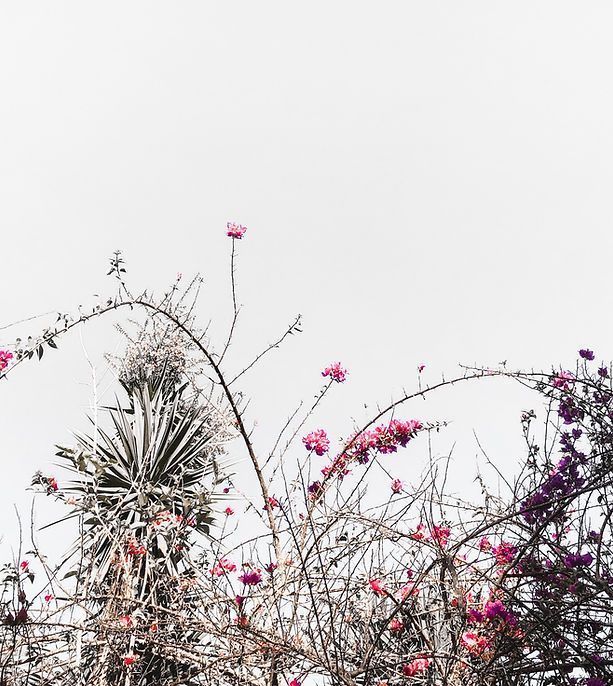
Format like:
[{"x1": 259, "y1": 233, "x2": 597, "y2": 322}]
[
  {"x1": 388, "y1": 617, "x2": 404, "y2": 632},
  {"x1": 479, "y1": 536, "x2": 492, "y2": 551},
  {"x1": 402, "y1": 657, "x2": 431, "y2": 676},
  {"x1": 0, "y1": 350, "x2": 13, "y2": 372},
  {"x1": 411, "y1": 523, "x2": 428, "y2": 541},
  {"x1": 264, "y1": 496, "x2": 280, "y2": 510},
  {"x1": 48, "y1": 476, "x2": 58, "y2": 491},
  {"x1": 391, "y1": 478, "x2": 403, "y2": 494},
  {"x1": 239, "y1": 570, "x2": 263, "y2": 585},
  {"x1": 322, "y1": 362, "x2": 348, "y2": 383},
  {"x1": 224, "y1": 507, "x2": 234, "y2": 516},
  {"x1": 265, "y1": 562, "x2": 278, "y2": 573},
  {"x1": 44, "y1": 594, "x2": 53, "y2": 603},
  {"x1": 303, "y1": 429, "x2": 330, "y2": 456},
  {"x1": 492, "y1": 541, "x2": 517, "y2": 566},
  {"x1": 397, "y1": 583, "x2": 419, "y2": 600},
  {"x1": 431, "y1": 525, "x2": 451, "y2": 547},
  {"x1": 20, "y1": 560, "x2": 29, "y2": 571},
  {"x1": 118, "y1": 615, "x2": 134, "y2": 628},
  {"x1": 461, "y1": 631, "x2": 490, "y2": 656},
  {"x1": 369, "y1": 578, "x2": 386, "y2": 596},
  {"x1": 235, "y1": 594, "x2": 245, "y2": 608},
  {"x1": 288, "y1": 680, "x2": 301, "y2": 686},
  {"x1": 226, "y1": 222, "x2": 247, "y2": 239},
  {"x1": 552, "y1": 370, "x2": 574, "y2": 389},
  {"x1": 210, "y1": 558, "x2": 237, "y2": 576}
]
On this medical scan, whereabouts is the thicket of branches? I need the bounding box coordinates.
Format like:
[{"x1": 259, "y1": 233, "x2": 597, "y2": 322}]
[{"x1": 0, "y1": 231, "x2": 611, "y2": 686}]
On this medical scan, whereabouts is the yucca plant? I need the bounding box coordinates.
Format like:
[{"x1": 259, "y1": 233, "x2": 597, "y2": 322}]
[{"x1": 47, "y1": 330, "x2": 235, "y2": 685}]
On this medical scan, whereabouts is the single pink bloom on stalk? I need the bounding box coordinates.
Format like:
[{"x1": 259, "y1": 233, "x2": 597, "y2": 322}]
[
  {"x1": 391, "y1": 478, "x2": 403, "y2": 494},
  {"x1": 44, "y1": 594, "x2": 53, "y2": 603},
  {"x1": 224, "y1": 507, "x2": 234, "y2": 516},
  {"x1": 303, "y1": 429, "x2": 330, "y2": 456},
  {"x1": 288, "y1": 680, "x2": 301, "y2": 686},
  {"x1": 369, "y1": 578, "x2": 386, "y2": 596},
  {"x1": 20, "y1": 560, "x2": 29, "y2": 571},
  {"x1": 48, "y1": 476, "x2": 58, "y2": 491},
  {"x1": 0, "y1": 350, "x2": 13, "y2": 372},
  {"x1": 322, "y1": 361, "x2": 348, "y2": 383},
  {"x1": 239, "y1": 569, "x2": 263, "y2": 585},
  {"x1": 264, "y1": 496, "x2": 280, "y2": 510},
  {"x1": 226, "y1": 222, "x2": 247, "y2": 239},
  {"x1": 402, "y1": 657, "x2": 432, "y2": 676}
]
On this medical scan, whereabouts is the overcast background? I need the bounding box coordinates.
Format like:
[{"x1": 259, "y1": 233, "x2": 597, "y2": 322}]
[{"x1": 1, "y1": 2, "x2": 612, "y2": 559}]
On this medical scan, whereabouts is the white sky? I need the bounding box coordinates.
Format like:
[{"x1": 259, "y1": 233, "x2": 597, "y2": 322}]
[{"x1": 1, "y1": 2, "x2": 613, "y2": 559}]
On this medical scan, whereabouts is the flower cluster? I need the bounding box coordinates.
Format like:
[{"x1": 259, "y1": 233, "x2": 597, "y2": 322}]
[
  {"x1": 226, "y1": 222, "x2": 247, "y2": 239},
  {"x1": 321, "y1": 361, "x2": 348, "y2": 383},
  {"x1": 302, "y1": 429, "x2": 330, "y2": 456},
  {"x1": 0, "y1": 349, "x2": 13, "y2": 372},
  {"x1": 210, "y1": 558, "x2": 237, "y2": 576},
  {"x1": 344, "y1": 418, "x2": 423, "y2": 464}
]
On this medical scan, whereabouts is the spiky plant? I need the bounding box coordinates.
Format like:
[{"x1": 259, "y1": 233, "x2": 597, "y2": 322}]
[{"x1": 49, "y1": 328, "x2": 234, "y2": 684}]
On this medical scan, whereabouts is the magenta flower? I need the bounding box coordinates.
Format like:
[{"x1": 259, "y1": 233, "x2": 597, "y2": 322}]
[
  {"x1": 492, "y1": 541, "x2": 517, "y2": 566},
  {"x1": 239, "y1": 569, "x2": 262, "y2": 585},
  {"x1": 226, "y1": 222, "x2": 247, "y2": 239},
  {"x1": 391, "y1": 478, "x2": 403, "y2": 494},
  {"x1": 322, "y1": 362, "x2": 348, "y2": 383},
  {"x1": 303, "y1": 429, "x2": 330, "y2": 456},
  {"x1": 0, "y1": 350, "x2": 13, "y2": 372}
]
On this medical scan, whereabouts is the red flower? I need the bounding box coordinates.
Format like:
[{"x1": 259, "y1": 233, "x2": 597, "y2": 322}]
[
  {"x1": 122, "y1": 654, "x2": 137, "y2": 666},
  {"x1": 369, "y1": 578, "x2": 386, "y2": 597},
  {"x1": 403, "y1": 657, "x2": 431, "y2": 676},
  {"x1": 44, "y1": 593, "x2": 53, "y2": 603},
  {"x1": 224, "y1": 507, "x2": 234, "y2": 515},
  {"x1": 20, "y1": 560, "x2": 29, "y2": 571},
  {"x1": 389, "y1": 617, "x2": 404, "y2": 632}
]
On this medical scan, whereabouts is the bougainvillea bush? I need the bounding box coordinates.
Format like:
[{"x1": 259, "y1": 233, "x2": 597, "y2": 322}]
[{"x1": 0, "y1": 230, "x2": 612, "y2": 686}]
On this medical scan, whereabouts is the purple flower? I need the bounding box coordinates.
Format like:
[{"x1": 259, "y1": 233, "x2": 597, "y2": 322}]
[
  {"x1": 579, "y1": 349, "x2": 595, "y2": 361},
  {"x1": 598, "y1": 366, "x2": 609, "y2": 378}
]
